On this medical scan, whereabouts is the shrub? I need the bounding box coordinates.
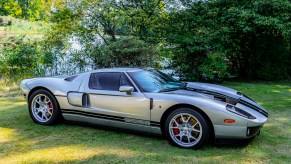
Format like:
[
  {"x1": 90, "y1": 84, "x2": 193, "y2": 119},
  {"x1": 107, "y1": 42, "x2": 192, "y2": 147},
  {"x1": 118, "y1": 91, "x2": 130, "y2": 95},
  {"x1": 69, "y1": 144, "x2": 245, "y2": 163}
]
[
  {"x1": 0, "y1": 34, "x2": 47, "y2": 81},
  {"x1": 108, "y1": 37, "x2": 159, "y2": 67},
  {"x1": 165, "y1": 0, "x2": 291, "y2": 81},
  {"x1": 198, "y1": 52, "x2": 229, "y2": 82}
]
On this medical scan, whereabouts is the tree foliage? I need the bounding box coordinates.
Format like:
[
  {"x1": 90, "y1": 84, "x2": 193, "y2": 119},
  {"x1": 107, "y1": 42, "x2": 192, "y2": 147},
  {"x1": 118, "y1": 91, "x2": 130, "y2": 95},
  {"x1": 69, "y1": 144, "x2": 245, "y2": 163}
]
[
  {"x1": 0, "y1": 0, "x2": 62, "y2": 21},
  {"x1": 43, "y1": 0, "x2": 165, "y2": 75},
  {"x1": 0, "y1": 0, "x2": 22, "y2": 17},
  {"x1": 0, "y1": 34, "x2": 48, "y2": 80},
  {"x1": 165, "y1": 0, "x2": 291, "y2": 80},
  {"x1": 1, "y1": 0, "x2": 290, "y2": 81}
]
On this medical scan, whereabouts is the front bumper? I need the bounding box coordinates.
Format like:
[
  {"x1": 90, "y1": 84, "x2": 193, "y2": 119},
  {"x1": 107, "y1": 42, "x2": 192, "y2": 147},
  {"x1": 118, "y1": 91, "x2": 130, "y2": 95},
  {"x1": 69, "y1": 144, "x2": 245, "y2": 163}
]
[
  {"x1": 214, "y1": 92, "x2": 268, "y2": 139},
  {"x1": 214, "y1": 125, "x2": 263, "y2": 139},
  {"x1": 20, "y1": 80, "x2": 30, "y2": 101}
]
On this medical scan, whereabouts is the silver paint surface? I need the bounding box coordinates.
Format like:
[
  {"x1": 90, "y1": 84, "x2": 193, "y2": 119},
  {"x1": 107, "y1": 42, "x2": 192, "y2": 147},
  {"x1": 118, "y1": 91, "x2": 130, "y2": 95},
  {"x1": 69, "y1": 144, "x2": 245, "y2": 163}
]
[{"x1": 20, "y1": 68, "x2": 268, "y2": 139}]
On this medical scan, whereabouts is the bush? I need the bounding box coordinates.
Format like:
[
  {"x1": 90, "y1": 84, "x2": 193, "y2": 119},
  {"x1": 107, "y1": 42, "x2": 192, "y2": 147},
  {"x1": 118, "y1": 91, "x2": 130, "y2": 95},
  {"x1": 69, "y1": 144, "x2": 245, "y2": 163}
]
[
  {"x1": 165, "y1": 0, "x2": 291, "y2": 81},
  {"x1": 108, "y1": 37, "x2": 159, "y2": 67},
  {"x1": 198, "y1": 52, "x2": 229, "y2": 82},
  {"x1": 0, "y1": 34, "x2": 47, "y2": 81}
]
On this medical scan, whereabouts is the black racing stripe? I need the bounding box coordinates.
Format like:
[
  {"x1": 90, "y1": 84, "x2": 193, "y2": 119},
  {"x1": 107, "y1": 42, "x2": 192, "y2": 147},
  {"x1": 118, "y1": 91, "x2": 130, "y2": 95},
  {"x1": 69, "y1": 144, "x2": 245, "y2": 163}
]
[
  {"x1": 204, "y1": 91, "x2": 237, "y2": 100},
  {"x1": 62, "y1": 109, "x2": 160, "y2": 126},
  {"x1": 238, "y1": 100, "x2": 268, "y2": 117},
  {"x1": 62, "y1": 111, "x2": 124, "y2": 122},
  {"x1": 150, "y1": 121, "x2": 160, "y2": 127},
  {"x1": 89, "y1": 93, "x2": 132, "y2": 97},
  {"x1": 186, "y1": 88, "x2": 237, "y2": 100},
  {"x1": 61, "y1": 109, "x2": 124, "y2": 121}
]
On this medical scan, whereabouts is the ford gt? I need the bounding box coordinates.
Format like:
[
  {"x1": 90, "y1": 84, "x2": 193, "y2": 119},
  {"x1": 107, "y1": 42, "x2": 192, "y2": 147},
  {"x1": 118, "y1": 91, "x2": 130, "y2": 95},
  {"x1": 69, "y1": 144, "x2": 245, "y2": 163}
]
[{"x1": 20, "y1": 68, "x2": 268, "y2": 149}]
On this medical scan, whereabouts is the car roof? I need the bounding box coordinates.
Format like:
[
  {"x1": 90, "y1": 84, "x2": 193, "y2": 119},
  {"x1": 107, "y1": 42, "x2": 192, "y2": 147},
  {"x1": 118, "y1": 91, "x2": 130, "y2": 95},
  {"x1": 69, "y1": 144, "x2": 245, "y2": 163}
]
[{"x1": 90, "y1": 67, "x2": 153, "y2": 73}]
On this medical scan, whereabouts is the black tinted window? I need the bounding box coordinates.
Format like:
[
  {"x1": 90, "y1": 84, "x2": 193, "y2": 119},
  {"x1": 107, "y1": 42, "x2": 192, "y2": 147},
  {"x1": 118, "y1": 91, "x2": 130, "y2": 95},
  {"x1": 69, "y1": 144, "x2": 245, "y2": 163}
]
[{"x1": 89, "y1": 72, "x2": 121, "y2": 91}]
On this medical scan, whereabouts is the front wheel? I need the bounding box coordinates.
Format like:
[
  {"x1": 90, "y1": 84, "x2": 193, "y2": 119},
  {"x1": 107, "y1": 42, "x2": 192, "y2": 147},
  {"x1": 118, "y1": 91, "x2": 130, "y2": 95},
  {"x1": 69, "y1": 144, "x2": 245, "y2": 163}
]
[
  {"x1": 165, "y1": 108, "x2": 210, "y2": 149},
  {"x1": 28, "y1": 89, "x2": 61, "y2": 125}
]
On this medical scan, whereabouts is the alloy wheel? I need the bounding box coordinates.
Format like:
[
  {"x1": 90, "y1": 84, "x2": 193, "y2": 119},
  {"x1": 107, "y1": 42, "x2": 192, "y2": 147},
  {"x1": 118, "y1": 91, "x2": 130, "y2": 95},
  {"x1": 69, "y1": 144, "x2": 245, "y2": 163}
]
[
  {"x1": 169, "y1": 113, "x2": 202, "y2": 147},
  {"x1": 31, "y1": 94, "x2": 53, "y2": 123}
]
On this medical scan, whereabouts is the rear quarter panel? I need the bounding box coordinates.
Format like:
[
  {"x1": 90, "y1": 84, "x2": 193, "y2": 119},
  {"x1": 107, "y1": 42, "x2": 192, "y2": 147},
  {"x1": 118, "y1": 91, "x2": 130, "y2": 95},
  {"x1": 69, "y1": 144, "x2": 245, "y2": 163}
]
[{"x1": 25, "y1": 73, "x2": 86, "y2": 97}]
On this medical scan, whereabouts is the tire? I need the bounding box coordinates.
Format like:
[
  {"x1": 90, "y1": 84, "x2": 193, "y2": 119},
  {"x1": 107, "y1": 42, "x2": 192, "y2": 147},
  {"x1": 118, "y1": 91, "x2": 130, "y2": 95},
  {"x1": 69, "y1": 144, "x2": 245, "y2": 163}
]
[
  {"x1": 165, "y1": 108, "x2": 210, "y2": 149},
  {"x1": 28, "y1": 89, "x2": 61, "y2": 125}
]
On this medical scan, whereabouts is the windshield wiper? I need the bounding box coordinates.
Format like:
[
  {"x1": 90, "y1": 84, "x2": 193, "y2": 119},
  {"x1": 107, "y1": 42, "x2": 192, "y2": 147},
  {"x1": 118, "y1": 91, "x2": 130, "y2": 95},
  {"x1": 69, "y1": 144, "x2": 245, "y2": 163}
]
[{"x1": 159, "y1": 87, "x2": 181, "y2": 92}]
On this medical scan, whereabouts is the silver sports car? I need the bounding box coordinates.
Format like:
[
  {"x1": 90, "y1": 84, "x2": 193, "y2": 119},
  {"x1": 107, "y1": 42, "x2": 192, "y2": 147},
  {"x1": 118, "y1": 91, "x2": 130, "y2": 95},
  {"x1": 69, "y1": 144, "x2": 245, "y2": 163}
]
[{"x1": 20, "y1": 68, "x2": 268, "y2": 149}]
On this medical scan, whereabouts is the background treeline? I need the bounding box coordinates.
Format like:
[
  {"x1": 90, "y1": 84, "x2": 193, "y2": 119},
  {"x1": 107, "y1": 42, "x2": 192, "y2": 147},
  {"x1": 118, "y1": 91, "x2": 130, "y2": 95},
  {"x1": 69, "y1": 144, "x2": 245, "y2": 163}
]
[{"x1": 0, "y1": 0, "x2": 290, "y2": 82}]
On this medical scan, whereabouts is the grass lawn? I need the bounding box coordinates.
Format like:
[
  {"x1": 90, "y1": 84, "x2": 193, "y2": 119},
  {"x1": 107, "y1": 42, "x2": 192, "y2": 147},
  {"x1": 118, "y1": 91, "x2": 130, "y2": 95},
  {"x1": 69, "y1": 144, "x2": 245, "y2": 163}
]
[{"x1": 0, "y1": 81, "x2": 290, "y2": 163}]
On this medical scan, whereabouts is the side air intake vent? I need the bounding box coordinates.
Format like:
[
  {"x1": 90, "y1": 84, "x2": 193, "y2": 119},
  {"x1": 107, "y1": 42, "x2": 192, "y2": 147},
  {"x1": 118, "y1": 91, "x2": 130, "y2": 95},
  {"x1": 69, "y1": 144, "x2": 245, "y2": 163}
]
[
  {"x1": 82, "y1": 93, "x2": 90, "y2": 108},
  {"x1": 65, "y1": 75, "x2": 78, "y2": 82}
]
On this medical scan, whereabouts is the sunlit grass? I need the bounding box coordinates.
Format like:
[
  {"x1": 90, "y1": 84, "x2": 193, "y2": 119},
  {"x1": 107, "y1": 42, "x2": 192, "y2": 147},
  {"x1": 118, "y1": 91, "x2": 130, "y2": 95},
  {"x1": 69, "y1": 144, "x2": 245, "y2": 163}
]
[
  {"x1": 0, "y1": 128, "x2": 16, "y2": 143},
  {"x1": 0, "y1": 81, "x2": 290, "y2": 163}
]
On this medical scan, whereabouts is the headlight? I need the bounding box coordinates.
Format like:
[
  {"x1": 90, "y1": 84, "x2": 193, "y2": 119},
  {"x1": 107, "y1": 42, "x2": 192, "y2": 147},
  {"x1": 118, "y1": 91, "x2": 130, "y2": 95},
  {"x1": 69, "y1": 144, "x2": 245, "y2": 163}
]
[{"x1": 226, "y1": 104, "x2": 256, "y2": 119}]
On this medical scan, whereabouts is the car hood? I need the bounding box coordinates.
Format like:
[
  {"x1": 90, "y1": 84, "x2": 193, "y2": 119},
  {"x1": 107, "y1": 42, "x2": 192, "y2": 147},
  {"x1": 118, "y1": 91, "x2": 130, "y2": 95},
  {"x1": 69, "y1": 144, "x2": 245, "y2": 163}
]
[
  {"x1": 186, "y1": 82, "x2": 238, "y2": 95},
  {"x1": 164, "y1": 82, "x2": 241, "y2": 101},
  {"x1": 165, "y1": 82, "x2": 268, "y2": 117}
]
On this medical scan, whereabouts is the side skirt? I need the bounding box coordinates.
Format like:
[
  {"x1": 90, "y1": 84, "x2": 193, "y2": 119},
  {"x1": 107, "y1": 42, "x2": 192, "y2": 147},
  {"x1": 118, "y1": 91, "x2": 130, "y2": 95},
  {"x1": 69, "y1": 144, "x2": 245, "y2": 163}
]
[{"x1": 61, "y1": 110, "x2": 162, "y2": 135}]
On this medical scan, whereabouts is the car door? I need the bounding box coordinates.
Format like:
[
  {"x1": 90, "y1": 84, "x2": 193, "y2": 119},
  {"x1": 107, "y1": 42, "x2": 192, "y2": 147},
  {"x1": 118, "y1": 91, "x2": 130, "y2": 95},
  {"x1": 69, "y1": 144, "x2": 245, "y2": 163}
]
[{"x1": 80, "y1": 72, "x2": 151, "y2": 121}]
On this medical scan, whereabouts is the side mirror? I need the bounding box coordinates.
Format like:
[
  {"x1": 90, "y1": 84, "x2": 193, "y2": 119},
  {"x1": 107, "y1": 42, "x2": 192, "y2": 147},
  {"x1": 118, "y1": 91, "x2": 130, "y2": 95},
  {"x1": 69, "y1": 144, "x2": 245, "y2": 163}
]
[{"x1": 119, "y1": 86, "x2": 134, "y2": 95}]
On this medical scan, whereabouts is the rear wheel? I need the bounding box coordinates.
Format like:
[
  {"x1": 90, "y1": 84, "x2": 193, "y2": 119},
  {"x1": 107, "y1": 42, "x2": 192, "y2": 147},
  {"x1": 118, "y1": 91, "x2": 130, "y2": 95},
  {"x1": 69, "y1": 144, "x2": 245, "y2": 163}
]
[
  {"x1": 165, "y1": 108, "x2": 210, "y2": 149},
  {"x1": 28, "y1": 89, "x2": 61, "y2": 125}
]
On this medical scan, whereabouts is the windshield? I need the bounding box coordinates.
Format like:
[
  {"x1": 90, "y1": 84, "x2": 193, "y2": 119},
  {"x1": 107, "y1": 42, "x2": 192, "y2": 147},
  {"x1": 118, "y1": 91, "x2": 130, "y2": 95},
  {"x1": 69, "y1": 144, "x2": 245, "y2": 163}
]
[{"x1": 128, "y1": 69, "x2": 182, "y2": 92}]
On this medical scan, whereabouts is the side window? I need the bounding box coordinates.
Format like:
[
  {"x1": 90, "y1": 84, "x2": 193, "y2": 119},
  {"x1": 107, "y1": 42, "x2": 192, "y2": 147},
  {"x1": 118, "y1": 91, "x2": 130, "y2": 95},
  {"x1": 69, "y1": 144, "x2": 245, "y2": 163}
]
[
  {"x1": 89, "y1": 72, "x2": 121, "y2": 91},
  {"x1": 120, "y1": 73, "x2": 136, "y2": 92}
]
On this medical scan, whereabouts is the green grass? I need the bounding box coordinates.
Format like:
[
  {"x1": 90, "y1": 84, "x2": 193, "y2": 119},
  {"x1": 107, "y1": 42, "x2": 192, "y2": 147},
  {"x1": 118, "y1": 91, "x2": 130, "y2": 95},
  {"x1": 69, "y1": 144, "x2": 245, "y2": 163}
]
[{"x1": 0, "y1": 81, "x2": 290, "y2": 163}]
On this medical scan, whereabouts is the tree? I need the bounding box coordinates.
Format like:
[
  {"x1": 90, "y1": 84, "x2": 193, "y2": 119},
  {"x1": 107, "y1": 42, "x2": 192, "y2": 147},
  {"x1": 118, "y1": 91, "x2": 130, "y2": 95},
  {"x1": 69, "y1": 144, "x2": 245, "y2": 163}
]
[
  {"x1": 0, "y1": 0, "x2": 59, "y2": 21},
  {"x1": 0, "y1": 34, "x2": 48, "y2": 81},
  {"x1": 164, "y1": 0, "x2": 291, "y2": 80},
  {"x1": 44, "y1": 0, "x2": 165, "y2": 74},
  {"x1": 0, "y1": 0, "x2": 22, "y2": 18}
]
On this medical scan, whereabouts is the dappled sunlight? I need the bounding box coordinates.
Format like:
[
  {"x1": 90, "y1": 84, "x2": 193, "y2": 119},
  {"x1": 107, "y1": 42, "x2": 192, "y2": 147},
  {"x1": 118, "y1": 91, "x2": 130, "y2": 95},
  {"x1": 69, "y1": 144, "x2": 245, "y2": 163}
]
[
  {"x1": 1, "y1": 100, "x2": 26, "y2": 107},
  {"x1": 275, "y1": 85, "x2": 291, "y2": 89},
  {"x1": 271, "y1": 90, "x2": 280, "y2": 93},
  {"x1": 263, "y1": 122, "x2": 278, "y2": 127},
  {"x1": 0, "y1": 128, "x2": 16, "y2": 143},
  {"x1": 16, "y1": 140, "x2": 39, "y2": 147},
  {"x1": 0, "y1": 97, "x2": 25, "y2": 105},
  {"x1": 0, "y1": 97, "x2": 26, "y2": 112},
  {"x1": 0, "y1": 144, "x2": 136, "y2": 163},
  {"x1": 274, "y1": 117, "x2": 289, "y2": 122}
]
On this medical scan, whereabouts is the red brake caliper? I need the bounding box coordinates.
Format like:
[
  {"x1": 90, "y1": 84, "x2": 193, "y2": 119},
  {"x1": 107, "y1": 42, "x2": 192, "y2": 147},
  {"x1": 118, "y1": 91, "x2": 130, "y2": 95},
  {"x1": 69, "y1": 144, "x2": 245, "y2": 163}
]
[
  {"x1": 49, "y1": 103, "x2": 53, "y2": 113},
  {"x1": 173, "y1": 119, "x2": 180, "y2": 135}
]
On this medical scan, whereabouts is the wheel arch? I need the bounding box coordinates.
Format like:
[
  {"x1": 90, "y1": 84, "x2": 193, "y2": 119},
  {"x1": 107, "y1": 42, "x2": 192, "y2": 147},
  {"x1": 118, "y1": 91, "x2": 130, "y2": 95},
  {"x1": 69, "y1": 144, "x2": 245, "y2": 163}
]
[
  {"x1": 160, "y1": 103, "x2": 215, "y2": 138},
  {"x1": 27, "y1": 86, "x2": 63, "y2": 124},
  {"x1": 28, "y1": 86, "x2": 55, "y2": 101}
]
